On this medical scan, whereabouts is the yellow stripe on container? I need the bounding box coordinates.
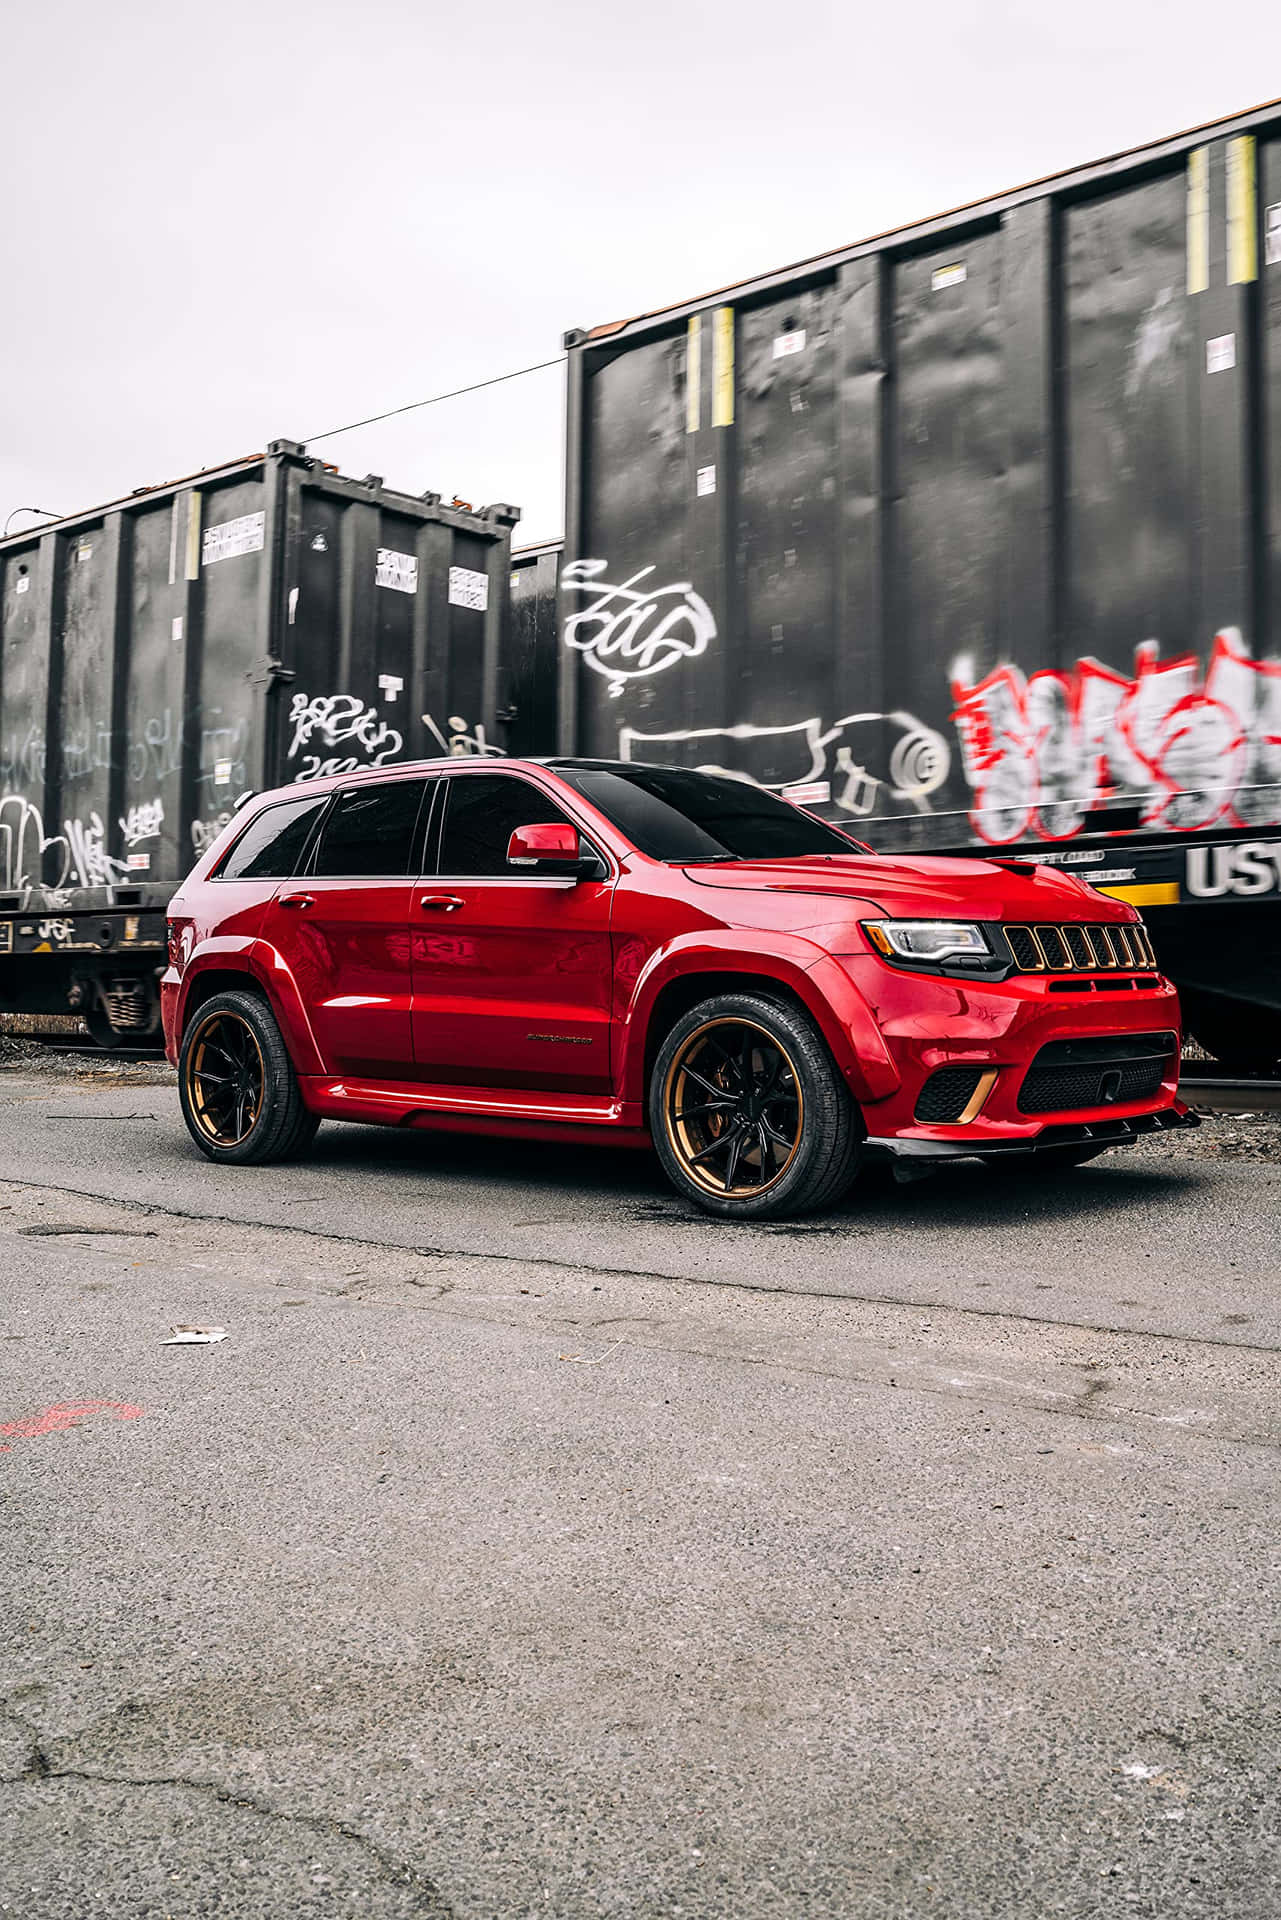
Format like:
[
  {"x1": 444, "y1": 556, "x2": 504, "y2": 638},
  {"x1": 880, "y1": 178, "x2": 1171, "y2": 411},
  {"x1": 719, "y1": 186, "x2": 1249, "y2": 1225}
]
[
  {"x1": 1186, "y1": 148, "x2": 1209, "y2": 295},
  {"x1": 1227, "y1": 134, "x2": 1257, "y2": 284},
  {"x1": 1095, "y1": 882, "x2": 1180, "y2": 907},
  {"x1": 712, "y1": 307, "x2": 734, "y2": 428},
  {"x1": 686, "y1": 316, "x2": 702, "y2": 435}
]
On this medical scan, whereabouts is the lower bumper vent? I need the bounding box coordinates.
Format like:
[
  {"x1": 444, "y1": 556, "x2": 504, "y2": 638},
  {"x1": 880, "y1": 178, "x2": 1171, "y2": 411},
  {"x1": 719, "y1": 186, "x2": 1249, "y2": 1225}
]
[
  {"x1": 914, "y1": 1066, "x2": 987, "y2": 1123},
  {"x1": 1017, "y1": 1031, "x2": 1177, "y2": 1116}
]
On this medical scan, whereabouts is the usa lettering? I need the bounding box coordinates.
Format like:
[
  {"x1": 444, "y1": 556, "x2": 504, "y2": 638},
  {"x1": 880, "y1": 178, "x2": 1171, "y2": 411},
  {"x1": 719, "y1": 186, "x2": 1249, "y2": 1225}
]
[{"x1": 1185, "y1": 841, "x2": 1281, "y2": 897}]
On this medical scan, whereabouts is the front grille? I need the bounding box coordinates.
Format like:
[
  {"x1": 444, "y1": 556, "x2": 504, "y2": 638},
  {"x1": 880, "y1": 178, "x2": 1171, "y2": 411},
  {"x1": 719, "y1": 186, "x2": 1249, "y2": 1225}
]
[
  {"x1": 1003, "y1": 921, "x2": 1157, "y2": 974},
  {"x1": 1017, "y1": 1031, "x2": 1177, "y2": 1115},
  {"x1": 914, "y1": 1066, "x2": 986, "y2": 1123}
]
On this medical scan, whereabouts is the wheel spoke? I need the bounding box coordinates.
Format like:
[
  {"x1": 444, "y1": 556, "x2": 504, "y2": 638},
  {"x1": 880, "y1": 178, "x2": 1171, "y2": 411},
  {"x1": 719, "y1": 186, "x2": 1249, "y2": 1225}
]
[
  {"x1": 758, "y1": 1123, "x2": 776, "y2": 1179},
  {"x1": 681, "y1": 1064, "x2": 731, "y2": 1101},
  {"x1": 723, "y1": 1129, "x2": 747, "y2": 1191},
  {"x1": 688, "y1": 1124, "x2": 741, "y2": 1167},
  {"x1": 679, "y1": 1097, "x2": 736, "y2": 1120},
  {"x1": 193, "y1": 1068, "x2": 234, "y2": 1087},
  {"x1": 761, "y1": 1116, "x2": 796, "y2": 1150}
]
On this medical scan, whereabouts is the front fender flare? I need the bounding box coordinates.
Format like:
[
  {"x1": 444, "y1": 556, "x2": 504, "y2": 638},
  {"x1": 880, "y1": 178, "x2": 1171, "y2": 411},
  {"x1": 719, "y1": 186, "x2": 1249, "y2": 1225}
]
[{"x1": 618, "y1": 932, "x2": 899, "y2": 1110}]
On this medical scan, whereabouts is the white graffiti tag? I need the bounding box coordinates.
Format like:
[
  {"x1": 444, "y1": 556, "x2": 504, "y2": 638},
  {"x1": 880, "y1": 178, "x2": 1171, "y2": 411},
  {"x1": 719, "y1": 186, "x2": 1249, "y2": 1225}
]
[
  {"x1": 65, "y1": 812, "x2": 130, "y2": 890},
  {"x1": 0, "y1": 794, "x2": 71, "y2": 907},
  {"x1": 37, "y1": 917, "x2": 74, "y2": 943},
  {"x1": 287, "y1": 692, "x2": 404, "y2": 782},
  {"x1": 562, "y1": 559, "x2": 717, "y2": 698},
  {"x1": 422, "y1": 713, "x2": 506, "y2": 759},
  {"x1": 191, "y1": 812, "x2": 233, "y2": 855},
  {"x1": 618, "y1": 712, "x2": 951, "y2": 819},
  {"x1": 950, "y1": 629, "x2": 1281, "y2": 843},
  {"x1": 119, "y1": 798, "x2": 164, "y2": 847}
]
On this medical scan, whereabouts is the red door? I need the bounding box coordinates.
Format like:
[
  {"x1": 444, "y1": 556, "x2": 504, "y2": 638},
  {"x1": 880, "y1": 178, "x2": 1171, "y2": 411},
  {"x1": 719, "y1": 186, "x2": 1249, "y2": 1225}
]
[
  {"x1": 410, "y1": 770, "x2": 615, "y2": 1094},
  {"x1": 257, "y1": 777, "x2": 430, "y2": 1079}
]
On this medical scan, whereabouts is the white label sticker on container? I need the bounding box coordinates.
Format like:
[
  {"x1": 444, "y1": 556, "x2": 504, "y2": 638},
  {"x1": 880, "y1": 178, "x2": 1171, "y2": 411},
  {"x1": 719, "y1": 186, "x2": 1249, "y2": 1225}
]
[
  {"x1": 448, "y1": 565, "x2": 488, "y2": 612},
  {"x1": 773, "y1": 329, "x2": 806, "y2": 359},
  {"x1": 375, "y1": 548, "x2": 418, "y2": 594},
  {"x1": 15, "y1": 576, "x2": 29, "y2": 594},
  {"x1": 127, "y1": 852, "x2": 151, "y2": 871},
  {"x1": 213, "y1": 758, "x2": 233, "y2": 787},
  {"x1": 1267, "y1": 203, "x2": 1281, "y2": 267},
  {"x1": 171, "y1": 616, "x2": 183, "y2": 642},
  {"x1": 781, "y1": 780, "x2": 831, "y2": 807},
  {"x1": 696, "y1": 465, "x2": 717, "y2": 496},
  {"x1": 1207, "y1": 333, "x2": 1236, "y2": 373},
  {"x1": 931, "y1": 262, "x2": 967, "y2": 291},
  {"x1": 378, "y1": 673, "x2": 404, "y2": 702},
  {"x1": 76, "y1": 541, "x2": 93, "y2": 563},
  {"x1": 202, "y1": 512, "x2": 265, "y2": 566}
]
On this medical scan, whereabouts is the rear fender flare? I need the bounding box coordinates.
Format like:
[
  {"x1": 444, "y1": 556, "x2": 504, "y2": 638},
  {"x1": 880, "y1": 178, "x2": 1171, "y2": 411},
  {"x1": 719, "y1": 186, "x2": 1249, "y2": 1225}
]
[
  {"x1": 620, "y1": 932, "x2": 899, "y2": 1109},
  {"x1": 176, "y1": 938, "x2": 326, "y2": 1077}
]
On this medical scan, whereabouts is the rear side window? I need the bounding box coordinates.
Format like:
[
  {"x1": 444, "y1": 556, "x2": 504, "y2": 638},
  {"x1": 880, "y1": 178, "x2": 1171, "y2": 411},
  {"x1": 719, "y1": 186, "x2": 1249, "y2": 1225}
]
[
  {"x1": 219, "y1": 794, "x2": 329, "y2": 880},
  {"x1": 437, "y1": 774, "x2": 580, "y2": 876},
  {"x1": 311, "y1": 780, "x2": 427, "y2": 878}
]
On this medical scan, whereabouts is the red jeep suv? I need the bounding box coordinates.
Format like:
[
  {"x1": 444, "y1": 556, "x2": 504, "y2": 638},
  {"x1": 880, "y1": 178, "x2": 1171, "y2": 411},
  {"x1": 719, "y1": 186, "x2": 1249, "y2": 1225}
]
[{"x1": 162, "y1": 758, "x2": 1193, "y2": 1218}]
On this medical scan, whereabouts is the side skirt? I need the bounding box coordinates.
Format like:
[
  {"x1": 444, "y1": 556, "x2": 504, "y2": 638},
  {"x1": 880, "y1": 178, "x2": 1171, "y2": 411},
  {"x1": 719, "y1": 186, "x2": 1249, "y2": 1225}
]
[{"x1": 299, "y1": 1075, "x2": 651, "y2": 1150}]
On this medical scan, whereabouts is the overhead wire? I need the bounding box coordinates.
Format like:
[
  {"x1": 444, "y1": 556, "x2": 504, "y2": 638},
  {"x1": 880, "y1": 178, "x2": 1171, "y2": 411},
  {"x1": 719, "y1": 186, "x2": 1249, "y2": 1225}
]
[{"x1": 302, "y1": 356, "x2": 566, "y2": 446}]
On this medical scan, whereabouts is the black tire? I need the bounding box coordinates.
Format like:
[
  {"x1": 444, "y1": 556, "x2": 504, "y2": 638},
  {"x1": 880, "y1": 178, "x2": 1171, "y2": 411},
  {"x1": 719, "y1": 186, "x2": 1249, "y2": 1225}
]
[
  {"x1": 981, "y1": 1144, "x2": 1113, "y2": 1174},
  {"x1": 649, "y1": 991, "x2": 862, "y2": 1220},
  {"x1": 178, "y1": 988, "x2": 320, "y2": 1166}
]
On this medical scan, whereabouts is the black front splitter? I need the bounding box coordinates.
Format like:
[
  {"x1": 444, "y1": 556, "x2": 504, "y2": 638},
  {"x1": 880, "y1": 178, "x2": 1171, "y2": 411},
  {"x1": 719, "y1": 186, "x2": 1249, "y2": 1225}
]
[{"x1": 864, "y1": 1105, "x2": 1199, "y2": 1180}]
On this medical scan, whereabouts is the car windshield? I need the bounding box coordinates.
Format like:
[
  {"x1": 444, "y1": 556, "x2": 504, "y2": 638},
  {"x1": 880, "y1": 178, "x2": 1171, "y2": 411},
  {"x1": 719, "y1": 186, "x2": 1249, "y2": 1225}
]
[{"x1": 552, "y1": 765, "x2": 863, "y2": 862}]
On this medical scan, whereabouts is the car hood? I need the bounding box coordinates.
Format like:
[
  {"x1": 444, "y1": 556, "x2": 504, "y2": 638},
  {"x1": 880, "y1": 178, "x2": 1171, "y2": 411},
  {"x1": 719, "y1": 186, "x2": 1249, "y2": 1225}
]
[{"x1": 681, "y1": 853, "x2": 1125, "y2": 922}]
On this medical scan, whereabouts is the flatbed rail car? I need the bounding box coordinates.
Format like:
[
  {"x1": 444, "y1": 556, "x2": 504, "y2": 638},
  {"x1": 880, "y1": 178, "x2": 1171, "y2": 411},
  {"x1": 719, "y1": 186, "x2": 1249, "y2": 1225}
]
[
  {"x1": 0, "y1": 441, "x2": 518, "y2": 1042},
  {"x1": 553, "y1": 97, "x2": 1281, "y2": 1068}
]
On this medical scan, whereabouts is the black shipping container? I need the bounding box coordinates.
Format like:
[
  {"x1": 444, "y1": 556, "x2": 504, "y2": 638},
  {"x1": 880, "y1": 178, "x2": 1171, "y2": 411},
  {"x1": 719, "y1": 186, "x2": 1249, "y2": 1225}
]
[
  {"x1": 0, "y1": 440, "x2": 518, "y2": 1040},
  {"x1": 558, "y1": 100, "x2": 1281, "y2": 1063}
]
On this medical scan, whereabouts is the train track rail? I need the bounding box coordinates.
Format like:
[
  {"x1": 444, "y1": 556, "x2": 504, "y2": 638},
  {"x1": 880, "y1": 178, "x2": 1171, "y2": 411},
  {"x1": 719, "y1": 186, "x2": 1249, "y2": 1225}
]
[{"x1": 1178, "y1": 1068, "x2": 1281, "y2": 1114}]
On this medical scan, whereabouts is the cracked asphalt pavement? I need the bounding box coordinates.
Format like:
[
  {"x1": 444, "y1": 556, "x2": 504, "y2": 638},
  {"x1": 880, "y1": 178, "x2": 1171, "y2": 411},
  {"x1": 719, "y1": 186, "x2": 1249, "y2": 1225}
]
[{"x1": 1, "y1": 1053, "x2": 1278, "y2": 1918}]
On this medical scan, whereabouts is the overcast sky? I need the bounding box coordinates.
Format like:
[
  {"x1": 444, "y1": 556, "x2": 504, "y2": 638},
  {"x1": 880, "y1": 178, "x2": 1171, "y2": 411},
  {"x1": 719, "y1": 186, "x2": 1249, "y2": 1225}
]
[{"x1": 3, "y1": 0, "x2": 1278, "y2": 548}]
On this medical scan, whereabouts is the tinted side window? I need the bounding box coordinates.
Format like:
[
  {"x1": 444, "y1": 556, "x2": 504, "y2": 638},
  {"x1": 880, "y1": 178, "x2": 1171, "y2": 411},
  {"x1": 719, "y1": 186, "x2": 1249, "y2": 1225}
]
[
  {"x1": 311, "y1": 780, "x2": 427, "y2": 878},
  {"x1": 219, "y1": 794, "x2": 329, "y2": 880},
  {"x1": 438, "y1": 775, "x2": 579, "y2": 877}
]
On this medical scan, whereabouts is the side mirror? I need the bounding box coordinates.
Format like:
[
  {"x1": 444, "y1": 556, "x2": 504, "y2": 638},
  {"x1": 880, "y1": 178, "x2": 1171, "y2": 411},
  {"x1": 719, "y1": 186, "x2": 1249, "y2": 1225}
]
[{"x1": 507, "y1": 822, "x2": 586, "y2": 875}]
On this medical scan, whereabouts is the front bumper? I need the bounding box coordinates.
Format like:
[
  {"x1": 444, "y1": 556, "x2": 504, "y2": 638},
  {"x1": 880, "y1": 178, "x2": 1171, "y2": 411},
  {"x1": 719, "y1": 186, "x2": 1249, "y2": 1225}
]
[{"x1": 839, "y1": 951, "x2": 1187, "y2": 1148}]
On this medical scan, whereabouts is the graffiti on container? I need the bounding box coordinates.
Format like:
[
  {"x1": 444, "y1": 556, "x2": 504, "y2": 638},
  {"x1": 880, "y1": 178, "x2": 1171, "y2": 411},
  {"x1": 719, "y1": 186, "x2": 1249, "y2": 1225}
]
[
  {"x1": 191, "y1": 812, "x2": 233, "y2": 855},
  {"x1": 287, "y1": 692, "x2": 403, "y2": 781},
  {"x1": 0, "y1": 794, "x2": 70, "y2": 907},
  {"x1": 0, "y1": 724, "x2": 46, "y2": 792},
  {"x1": 423, "y1": 712, "x2": 506, "y2": 759},
  {"x1": 119, "y1": 798, "x2": 164, "y2": 847},
  {"x1": 128, "y1": 710, "x2": 184, "y2": 786},
  {"x1": 562, "y1": 559, "x2": 717, "y2": 698},
  {"x1": 619, "y1": 711, "x2": 951, "y2": 817},
  {"x1": 950, "y1": 629, "x2": 1281, "y2": 843},
  {"x1": 65, "y1": 812, "x2": 130, "y2": 890},
  {"x1": 60, "y1": 720, "x2": 115, "y2": 785},
  {"x1": 37, "y1": 917, "x2": 74, "y2": 943}
]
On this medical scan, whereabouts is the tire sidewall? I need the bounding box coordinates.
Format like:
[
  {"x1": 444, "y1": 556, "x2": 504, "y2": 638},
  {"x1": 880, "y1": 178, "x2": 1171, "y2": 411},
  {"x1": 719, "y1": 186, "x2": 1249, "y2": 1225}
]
[
  {"x1": 178, "y1": 988, "x2": 300, "y2": 1165},
  {"x1": 649, "y1": 991, "x2": 859, "y2": 1219}
]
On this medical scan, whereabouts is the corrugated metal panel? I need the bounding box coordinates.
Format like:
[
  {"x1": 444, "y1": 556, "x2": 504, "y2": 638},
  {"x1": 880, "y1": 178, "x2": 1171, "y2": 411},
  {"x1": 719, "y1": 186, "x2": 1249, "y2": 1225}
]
[
  {"x1": 561, "y1": 103, "x2": 1281, "y2": 863},
  {"x1": 0, "y1": 439, "x2": 518, "y2": 949}
]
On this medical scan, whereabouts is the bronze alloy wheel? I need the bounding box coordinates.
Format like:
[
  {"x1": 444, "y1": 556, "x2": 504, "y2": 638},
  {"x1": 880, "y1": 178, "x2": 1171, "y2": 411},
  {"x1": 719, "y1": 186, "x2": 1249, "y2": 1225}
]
[
  {"x1": 663, "y1": 1016, "x2": 805, "y2": 1197},
  {"x1": 185, "y1": 1010, "x2": 266, "y2": 1149}
]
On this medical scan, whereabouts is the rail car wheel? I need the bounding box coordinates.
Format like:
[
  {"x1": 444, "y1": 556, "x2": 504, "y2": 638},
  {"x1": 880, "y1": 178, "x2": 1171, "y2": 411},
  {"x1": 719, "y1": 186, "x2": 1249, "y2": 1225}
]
[
  {"x1": 178, "y1": 989, "x2": 320, "y2": 1165},
  {"x1": 650, "y1": 992, "x2": 861, "y2": 1220}
]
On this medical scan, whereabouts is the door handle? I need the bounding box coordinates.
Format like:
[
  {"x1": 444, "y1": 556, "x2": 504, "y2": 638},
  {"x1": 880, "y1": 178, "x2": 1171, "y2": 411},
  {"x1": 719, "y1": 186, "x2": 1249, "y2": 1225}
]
[
  {"x1": 420, "y1": 893, "x2": 464, "y2": 912},
  {"x1": 278, "y1": 893, "x2": 315, "y2": 910}
]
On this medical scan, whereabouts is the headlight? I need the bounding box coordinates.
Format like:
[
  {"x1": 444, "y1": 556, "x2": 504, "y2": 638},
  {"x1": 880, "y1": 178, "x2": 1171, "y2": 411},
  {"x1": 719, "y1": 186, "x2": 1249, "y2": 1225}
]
[{"x1": 864, "y1": 920, "x2": 991, "y2": 964}]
